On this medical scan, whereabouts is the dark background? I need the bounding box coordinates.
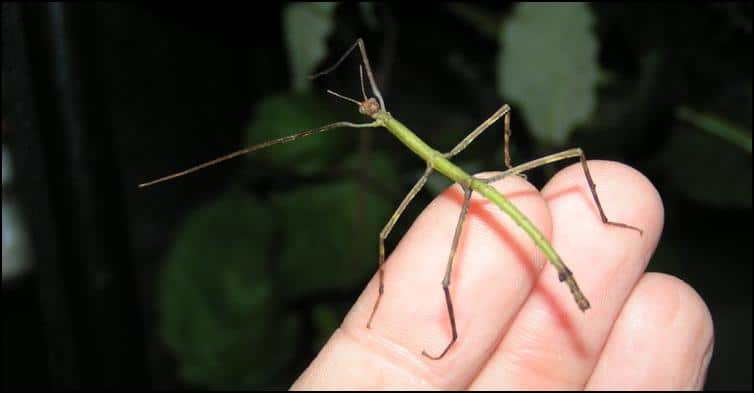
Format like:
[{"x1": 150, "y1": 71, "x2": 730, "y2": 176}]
[{"x1": 2, "y1": 2, "x2": 751, "y2": 390}]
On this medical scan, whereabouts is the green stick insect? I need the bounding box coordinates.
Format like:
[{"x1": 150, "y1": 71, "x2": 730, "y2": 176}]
[{"x1": 140, "y1": 39, "x2": 643, "y2": 360}]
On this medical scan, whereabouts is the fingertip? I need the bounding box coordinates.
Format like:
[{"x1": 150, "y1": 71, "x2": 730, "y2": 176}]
[{"x1": 586, "y1": 272, "x2": 714, "y2": 390}]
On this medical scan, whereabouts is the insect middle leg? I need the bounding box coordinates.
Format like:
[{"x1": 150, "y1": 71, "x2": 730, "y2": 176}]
[{"x1": 368, "y1": 165, "x2": 434, "y2": 329}]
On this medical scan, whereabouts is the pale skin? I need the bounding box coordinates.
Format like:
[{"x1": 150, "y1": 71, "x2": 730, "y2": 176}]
[
  {"x1": 137, "y1": 37, "x2": 714, "y2": 388},
  {"x1": 291, "y1": 161, "x2": 714, "y2": 390}
]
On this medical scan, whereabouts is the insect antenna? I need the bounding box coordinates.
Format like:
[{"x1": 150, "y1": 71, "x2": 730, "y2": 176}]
[
  {"x1": 359, "y1": 65, "x2": 368, "y2": 101},
  {"x1": 326, "y1": 90, "x2": 362, "y2": 106}
]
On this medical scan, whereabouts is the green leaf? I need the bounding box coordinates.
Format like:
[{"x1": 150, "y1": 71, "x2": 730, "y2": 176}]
[
  {"x1": 497, "y1": 3, "x2": 600, "y2": 146},
  {"x1": 244, "y1": 92, "x2": 351, "y2": 175},
  {"x1": 660, "y1": 125, "x2": 752, "y2": 208},
  {"x1": 271, "y1": 152, "x2": 397, "y2": 299},
  {"x1": 677, "y1": 106, "x2": 752, "y2": 154},
  {"x1": 158, "y1": 190, "x2": 300, "y2": 388},
  {"x1": 311, "y1": 303, "x2": 342, "y2": 351},
  {"x1": 283, "y1": 2, "x2": 338, "y2": 92}
]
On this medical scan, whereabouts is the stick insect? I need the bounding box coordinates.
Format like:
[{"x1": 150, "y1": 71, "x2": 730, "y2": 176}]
[{"x1": 139, "y1": 38, "x2": 643, "y2": 360}]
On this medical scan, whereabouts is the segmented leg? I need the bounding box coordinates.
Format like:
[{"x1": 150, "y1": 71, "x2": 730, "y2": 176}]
[
  {"x1": 503, "y1": 109, "x2": 513, "y2": 170},
  {"x1": 421, "y1": 186, "x2": 474, "y2": 360},
  {"x1": 445, "y1": 105, "x2": 511, "y2": 159},
  {"x1": 444, "y1": 104, "x2": 526, "y2": 178},
  {"x1": 481, "y1": 148, "x2": 643, "y2": 235},
  {"x1": 368, "y1": 166, "x2": 434, "y2": 328},
  {"x1": 501, "y1": 110, "x2": 528, "y2": 179}
]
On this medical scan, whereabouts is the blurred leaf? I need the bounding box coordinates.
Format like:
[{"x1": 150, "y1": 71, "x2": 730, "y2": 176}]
[
  {"x1": 2, "y1": 145, "x2": 14, "y2": 185},
  {"x1": 446, "y1": 3, "x2": 500, "y2": 39},
  {"x1": 661, "y1": 125, "x2": 752, "y2": 208},
  {"x1": 312, "y1": 303, "x2": 341, "y2": 351},
  {"x1": 677, "y1": 106, "x2": 752, "y2": 154},
  {"x1": 271, "y1": 152, "x2": 396, "y2": 300},
  {"x1": 283, "y1": 2, "x2": 338, "y2": 92},
  {"x1": 244, "y1": 92, "x2": 351, "y2": 175},
  {"x1": 358, "y1": 2, "x2": 379, "y2": 30},
  {"x1": 159, "y1": 190, "x2": 300, "y2": 388},
  {"x1": 341, "y1": 149, "x2": 401, "y2": 201},
  {"x1": 497, "y1": 3, "x2": 600, "y2": 146}
]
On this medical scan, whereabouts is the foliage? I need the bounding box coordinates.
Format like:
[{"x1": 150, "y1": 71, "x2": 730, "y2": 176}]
[
  {"x1": 243, "y1": 92, "x2": 350, "y2": 175},
  {"x1": 283, "y1": 3, "x2": 337, "y2": 92},
  {"x1": 498, "y1": 3, "x2": 600, "y2": 147},
  {"x1": 160, "y1": 90, "x2": 397, "y2": 387},
  {"x1": 677, "y1": 106, "x2": 751, "y2": 154},
  {"x1": 159, "y1": 190, "x2": 300, "y2": 388},
  {"x1": 155, "y1": 2, "x2": 751, "y2": 389}
]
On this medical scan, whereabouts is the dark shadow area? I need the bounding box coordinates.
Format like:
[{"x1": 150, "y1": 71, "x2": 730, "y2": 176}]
[{"x1": 2, "y1": 2, "x2": 750, "y2": 390}]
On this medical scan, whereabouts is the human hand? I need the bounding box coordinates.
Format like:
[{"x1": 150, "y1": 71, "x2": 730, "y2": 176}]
[{"x1": 291, "y1": 161, "x2": 714, "y2": 390}]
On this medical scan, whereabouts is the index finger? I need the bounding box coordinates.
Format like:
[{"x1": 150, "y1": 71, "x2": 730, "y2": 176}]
[{"x1": 292, "y1": 173, "x2": 553, "y2": 390}]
